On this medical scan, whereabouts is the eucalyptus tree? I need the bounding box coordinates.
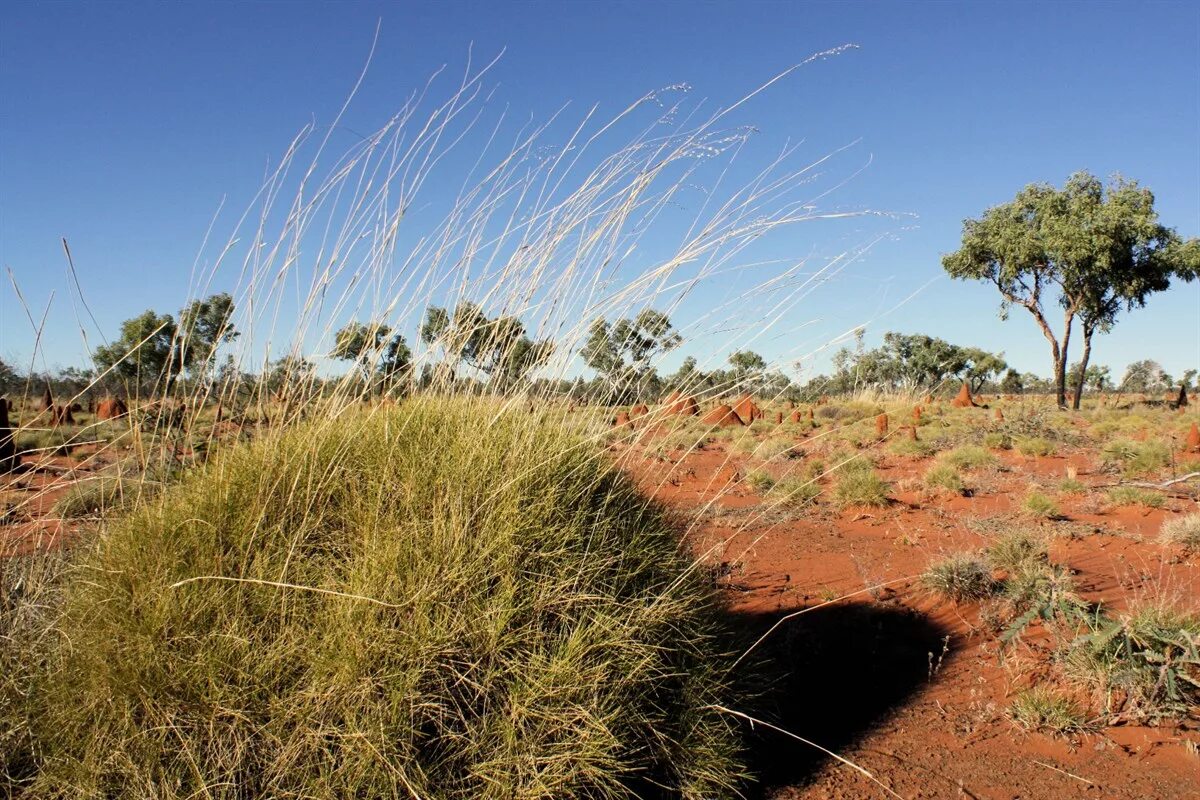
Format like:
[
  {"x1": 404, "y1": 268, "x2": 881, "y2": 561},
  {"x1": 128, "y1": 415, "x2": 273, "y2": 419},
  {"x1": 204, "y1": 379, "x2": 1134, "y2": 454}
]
[{"x1": 943, "y1": 171, "x2": 1198, "y2": 408}]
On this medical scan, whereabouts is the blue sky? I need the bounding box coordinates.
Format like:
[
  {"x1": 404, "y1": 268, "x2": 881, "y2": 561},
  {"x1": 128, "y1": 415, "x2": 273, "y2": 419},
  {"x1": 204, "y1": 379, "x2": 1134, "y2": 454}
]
[{"x1": 2, "y1": 1, "x2": 1197, "y2": 383}]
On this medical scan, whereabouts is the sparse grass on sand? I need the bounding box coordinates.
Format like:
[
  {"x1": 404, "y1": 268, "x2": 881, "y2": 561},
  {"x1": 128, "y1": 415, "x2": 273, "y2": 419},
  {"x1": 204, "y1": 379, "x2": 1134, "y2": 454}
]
[
  {"x1": 1160, "y1": 514, "x2": 1200, "y2": 551},
  {"x1": 0, "y1": 398, "x2": 746, "y2": 798},
  {"x1": 1015, "y1": 437, "x2": 1055, "y2": 458},
  {"x1": 1105, "y1": 486, "x2": 1166, "y2": 509},
  {"x1": 924, "y1": 463, "x2": 964, "y2": 493},
  {"x1": 923, "y1": 554, "x2": 995, "y2": 602},
  {"x1": 1008, "y1": 687, "x2": 1089, "y2": 734},
  {"x1": 1021, "y1": 490, "x2": 1060, "y2": 519}
]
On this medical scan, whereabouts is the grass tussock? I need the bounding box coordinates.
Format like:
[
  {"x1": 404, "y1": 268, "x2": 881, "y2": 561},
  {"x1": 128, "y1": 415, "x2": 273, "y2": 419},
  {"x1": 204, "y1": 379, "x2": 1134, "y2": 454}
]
[
  {"x1": 832, "y1": 468, "x2": 889, "y2": 508},
  {"x1": 1, "y1": 399, "x2": 746, "y2": 799},
  {"x1": 1160, "y1": 514, "x2": 1200, "y2": 551},
  {"x1": 1105, "y1": 486, "x2": 1166, "y2": 509},
  {"x1": 1008, "y1": 687, "x2": 1089, "y2": 734},
  {"x1": 938, "y1": 445, "x2": 994, "y2": 470},
  {"x1": 1015, "y1": 437, "x2": 1055, "y2": 458},
  {"x1": 924, "y1": 463, "x2": 964, "y2": 493},
  {"x1": 1021, "y1": 490, "x2": 1060, "y2": 519},
  {"x1": 923, "y1": 554, "x2": 995, "y2": 602}
]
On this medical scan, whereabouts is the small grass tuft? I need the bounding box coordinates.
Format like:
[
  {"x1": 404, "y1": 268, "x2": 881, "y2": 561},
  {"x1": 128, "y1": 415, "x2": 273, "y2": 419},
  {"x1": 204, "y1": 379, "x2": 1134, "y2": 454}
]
[
  {"x1": 923, "y1": 553, "x2": 995, "y2": 602},
  {"x1": 1160, "y1": 514, "x2": 1200, "y2": 551},
  {"x1": 924, "y1": 463, "x2": 964, "y2": 493},
  {"x1": 1021, "y1": 490, "x2": 1060, "y2": 518},
  {"x1": 939, "y1": 445, "x2": 994, "y2": 470},
  {"x1": 1008, "y1": 686, "x2": 1088, "y2": 734},
  {"x1": 833, "y1": 468, "x2": 890, "y2": 508},
  {"x1": 1105, "y1": 486, "x2": 1165, "y2": 509},
  {"x1": 767, "y1": 477, "x2": 821, "y2": 508},
  {"x1": 1015, "y1": 437, "x2": 1055, "y2": 457},
  {"x1": 983, "y1": 431, "x2": 1012, "y2": 450}
]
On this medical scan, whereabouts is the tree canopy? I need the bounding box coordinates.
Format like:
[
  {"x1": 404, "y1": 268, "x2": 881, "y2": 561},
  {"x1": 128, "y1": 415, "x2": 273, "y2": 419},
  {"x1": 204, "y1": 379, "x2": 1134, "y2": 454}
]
[
  {"x1": 943, "y1": 171, "x2": 1198, "y2": 407},
  {"x1": 580, "y1": 309, "x2": 682, "y2": 402},
  {"x1": 420, "y1": 302, "x2": 552, "y2": 388}
]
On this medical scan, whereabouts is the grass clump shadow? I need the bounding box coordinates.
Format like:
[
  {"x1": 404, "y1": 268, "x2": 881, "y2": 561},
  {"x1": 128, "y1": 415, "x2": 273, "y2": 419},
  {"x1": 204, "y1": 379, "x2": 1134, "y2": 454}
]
[{"x1": 1, "y1": 398, "x2": 747, "y2": 799}]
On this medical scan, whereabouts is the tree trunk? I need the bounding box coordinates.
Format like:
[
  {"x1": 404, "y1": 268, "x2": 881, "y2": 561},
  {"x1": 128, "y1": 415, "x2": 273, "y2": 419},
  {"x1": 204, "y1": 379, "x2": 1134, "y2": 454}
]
[
  {"x1": 1023, "y1": 304, "x2": 1068, "y2": 408},
  {"x1": 1071, "y1": 328, "x2": 1094, "y2": 410},
  {"x1": 1053, "y1": 310, "x2": 1074, "y2": 408}
]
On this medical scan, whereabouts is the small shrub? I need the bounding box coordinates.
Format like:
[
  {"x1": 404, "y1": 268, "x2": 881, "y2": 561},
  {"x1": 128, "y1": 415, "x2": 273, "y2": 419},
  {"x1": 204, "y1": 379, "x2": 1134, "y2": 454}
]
[
  {"x1": 924, "y1": 463, "x2": 964, "y2": 493},
  {"x1": 1105, "y1": 486, "x2": 1165, "y2": 509},
  {"x1": 983, "y1": 431, "x2": 1012, "y2": 450},
  {"x1": 1016, "y1": 437, "x2": 1055, "y2": 457},
  {"x1": 1160, "y1": 514, "x2": 1200, "y2": 551},
  {"x1": 833, "y1": 468, "x2": 889, "y2": 508},
  {"x1": 1067, "y1": 604, "x2": 1200, "y2": 721},
  {"x1": 940, "y1": 445, "x2": 994, "y2": 470},
  {"x1": 1008, "y1": 686, "x2": 1088, "y2": 733},
  {"x1": 923, "y1": 554, "x2": 995, "y2": 601},
  {"x1": 999, "y1": 561, "x2": 1090, "y2": 644},
  {"x1": 1021, "y1": 490, "x2": 1060, "y2": 519}
]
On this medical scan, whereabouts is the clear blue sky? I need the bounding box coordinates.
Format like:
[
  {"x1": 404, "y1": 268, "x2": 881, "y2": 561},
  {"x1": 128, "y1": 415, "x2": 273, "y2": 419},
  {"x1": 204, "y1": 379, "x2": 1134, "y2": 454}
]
[{"x1": 2, "y1": 1, "x2": 1197, "y2": 382}]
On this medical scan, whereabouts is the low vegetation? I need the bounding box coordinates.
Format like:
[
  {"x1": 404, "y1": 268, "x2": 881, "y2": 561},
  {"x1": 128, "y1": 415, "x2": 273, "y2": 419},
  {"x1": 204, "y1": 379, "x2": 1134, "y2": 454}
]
[
  {"x1": 1021, "y1": 490, "x2": 1060, "y2": 519},
  {"x1": 1008, "y1": 687, "x2": 1089, "y2": 733},
  {"x1": 923, "y1": 554, "x2": 995, "y2": 601},
  {"x1": 1161, "y1": 514, "x2": 1200, "y2": 551},
  {"x1": 2, "y1": 399, "x2": 747, "y2": 798}
]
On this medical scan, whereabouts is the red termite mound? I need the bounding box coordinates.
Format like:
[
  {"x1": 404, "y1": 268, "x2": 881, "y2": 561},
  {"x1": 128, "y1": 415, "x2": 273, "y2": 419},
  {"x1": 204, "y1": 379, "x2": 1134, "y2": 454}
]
[
  {"x1": 701, "y1": 404, "x2": 744, "y2": 427},
  {"x1": 995, "y1": 408, "x2": 1004, "y2": 422},
  {"x1": 875, "y1": 413, "x2": 888, "y2": 437},
  {"x1": 732, "y1": 395, "x2": 762, "y2": 425},
  {"x1": 907, "y1": 425, "x2": 919, "y2": 441},
  {"x1": 912, "y1": 406, "x2": 922, "y2": 422},
  {"x1": 788, "y1": 410, "x2": 803, "y2": 424},
  {"x1": 807, "y1": 408, "x2": 815, "y2": 422},
  {"x1": 951, "y1": 382, "x2": 975, "y2": 408},
  {"x1": 630, "y1": 404, "x2": 650, "y2": 418},
  {"x1": 0, "y1": 398, "x2": 18, "y2": 472},
  {"x1": 613, "y1": 411, "x2": 632, "y2": 428},
  {"x1": 96, "y1": 396, "x2": 129, "y2": 420},
  {"x1": 1184, "y1": 423, "x2": 1200, "y2": 453},
  {"x1": 664, "y1": 394, "x2": 699, "y2": 416}
]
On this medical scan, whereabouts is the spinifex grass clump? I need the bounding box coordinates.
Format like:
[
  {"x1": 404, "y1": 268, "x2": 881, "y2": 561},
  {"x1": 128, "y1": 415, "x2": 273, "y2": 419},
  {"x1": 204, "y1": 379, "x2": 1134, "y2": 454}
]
[{"x1": 1, "y1": 399, "x2": 745, "y2": 798}]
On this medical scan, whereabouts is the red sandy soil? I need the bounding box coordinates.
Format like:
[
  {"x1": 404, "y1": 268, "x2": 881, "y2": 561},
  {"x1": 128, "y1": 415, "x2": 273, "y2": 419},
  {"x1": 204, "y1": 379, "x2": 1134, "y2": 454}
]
[{"x1": 617, "y1": 427, "x2": 1200, "y2": 799}]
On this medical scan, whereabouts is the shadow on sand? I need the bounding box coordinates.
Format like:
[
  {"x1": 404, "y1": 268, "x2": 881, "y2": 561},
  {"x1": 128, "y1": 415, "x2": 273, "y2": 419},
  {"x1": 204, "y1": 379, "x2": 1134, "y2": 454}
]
[{"x1": 725, "y1": 600, "x2": 951, "y2": 796}]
